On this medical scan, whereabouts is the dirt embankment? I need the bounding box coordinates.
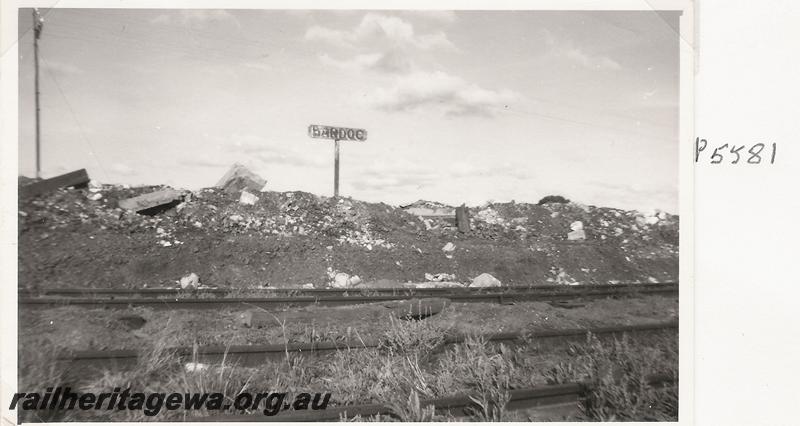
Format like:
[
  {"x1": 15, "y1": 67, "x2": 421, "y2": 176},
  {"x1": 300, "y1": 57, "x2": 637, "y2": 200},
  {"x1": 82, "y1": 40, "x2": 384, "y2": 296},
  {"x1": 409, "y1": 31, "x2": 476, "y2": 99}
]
[{"x1": 17, "y1": 183, "x2": 678, "y2": 290}]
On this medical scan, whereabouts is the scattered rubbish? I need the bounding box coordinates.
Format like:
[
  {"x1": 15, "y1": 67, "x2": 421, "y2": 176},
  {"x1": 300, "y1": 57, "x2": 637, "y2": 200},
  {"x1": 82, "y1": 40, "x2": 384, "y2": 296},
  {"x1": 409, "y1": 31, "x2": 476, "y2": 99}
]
[
  {"x1": 20, "y1": 168, "x2": 90, "y2": 198},
  {"x1": 300, "y1": 283, "x2": 315, "y2": 289},
  {"x1": 184, "y1": 362, "x2": 209, "y2": 373},
  {"x1": 331, "y1": 272, "x2": 351, "y2": 288},
  {"x1": 87, "y1": 193, "x2": 103, "y2": 201},
  {"x1": 469, "y1": 273, "x2": 502, "y2": 288},
  {"x1": 118, "y1": 188, "x2": 184, "y2": 215},
  {"x1": 411, "y1": 281, "x2": 465, "y2": 288},
  {"x1": 239, "y1": 190, "x2": 259, "y2": 205},
  {"x1": 425, "y1": 273, "x2": 456, "y2": 282},
  {"x1": 180, "y1": 272, "x2": 200, "y2": 289},
  {"x1": 442, "y1": 242, "x2": 455, "y2": 253},
  {"x1": 567, "y1": 229, "x2": 586, "y2": 241},
  {"x1": 216, "y1": 163, "x2": 267, "y2": 194}
]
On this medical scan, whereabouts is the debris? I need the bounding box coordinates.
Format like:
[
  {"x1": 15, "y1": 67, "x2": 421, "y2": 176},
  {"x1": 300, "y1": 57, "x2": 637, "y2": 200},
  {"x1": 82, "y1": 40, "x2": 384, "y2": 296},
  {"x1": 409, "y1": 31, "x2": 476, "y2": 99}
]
[
  {"x1": 455, "y1": 204, "x2": 470, "y2": 233},
  {"x1": 442, "y1": 242, "x2": 455, "y2": 253},
  {"x1": 424, "y1": 273, "x2": 456, "y2": 282},
  {"x1": 570, "y1": 221, "x2": 583, "y2": 231},
  {"x1": 567, "y1": 229, "x2": 586, "y2": 241},
  {"x1": 348, "y1": 275, "x2": 362, "y2": 286},
  {"x1": 300, "y1": 283, "x2": 315, "y2": 289},
  {"x1": 88, "y1": 180, "x2": 103, "y2": 193},
  {"x1": 469, "y1": 273, "x2": 502, "y2": 288},
  {"x1": 392, "y1": 298, "x2": 450, "y2": 320},
  {"x1": 331, "y1": 272, "x2": 351, "y2": 288},
  {"x1": 87, "y1": 193, "x2": 103, "y2": 201},
  {"x1": 241, "y1": 309, "x2": 273, "y2": 328},
  {"x1": 239, "y1": 190, "x2": 259, "y2": 205},
  {"x1": 216, "y1": 163, "x2": 267, "y2": 194},
  {"x1": 184, "y1": 362, "x2": 209, "y2": 373},
  {"x1": 20, "y1": 168, "x2": 90, "y2": 198},
  {"x1": 180, "y1": 272, "x2": 200, "y2": 289},
  {"x1": 118, "y1": 188, "x2": 184, "y2": 215}
]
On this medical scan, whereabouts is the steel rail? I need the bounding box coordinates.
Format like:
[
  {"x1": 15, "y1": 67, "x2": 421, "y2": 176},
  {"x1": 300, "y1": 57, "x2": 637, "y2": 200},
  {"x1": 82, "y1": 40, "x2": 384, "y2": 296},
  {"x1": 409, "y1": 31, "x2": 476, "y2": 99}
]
[
  {"x1": 20, "y1": 281, "x2": 677, "y2": 298},
  {"x1": 20, "y1": 284, "x2": 677, "y2": 311},
  {"x1": 59, "y1": 321, "x2": 678, "y2": 368}
]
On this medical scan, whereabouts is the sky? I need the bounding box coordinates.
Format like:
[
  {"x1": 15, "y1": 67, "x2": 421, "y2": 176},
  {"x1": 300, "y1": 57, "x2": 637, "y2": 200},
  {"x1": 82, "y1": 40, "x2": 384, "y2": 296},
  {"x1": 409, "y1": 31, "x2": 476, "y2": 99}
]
[{"x1": 17, "y1": 9, "x2": 680, "y2": 212}]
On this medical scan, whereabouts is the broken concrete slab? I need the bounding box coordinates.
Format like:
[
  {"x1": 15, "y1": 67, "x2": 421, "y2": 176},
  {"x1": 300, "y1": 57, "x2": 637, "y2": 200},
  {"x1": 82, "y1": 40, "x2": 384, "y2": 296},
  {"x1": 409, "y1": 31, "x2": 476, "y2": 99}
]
[
  {"x1": 118, "y1": 188, "x2": 184, "y2": 215},
  {"x1": 391, "y1": 298, "x2": 450, "y2": 320},
  {"x1": 216, "y1": 163, "x2": 267, "y2": 194},
  {"x1": 20, "y1": 169, "x2": 90, "y2": 198},
  {"x1": 567, "y1": 229, "x2": 586, "y2": 241}
]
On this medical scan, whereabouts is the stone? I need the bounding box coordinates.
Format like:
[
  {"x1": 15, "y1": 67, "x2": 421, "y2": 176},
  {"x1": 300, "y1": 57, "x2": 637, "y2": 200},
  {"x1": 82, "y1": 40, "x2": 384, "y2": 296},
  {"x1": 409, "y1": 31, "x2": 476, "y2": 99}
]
[
  {"x1": 469, "y1": 273, "x2": 502, "y2": 288},
  {"x1": 216, "y1": 163, "x2": 267, "y2": 194},
  {"x1": 184, "y1": 362, "x2": 209, "y2": 373},
  {"x1": 442, "y1": 242, "x2": 455, "y2": 253},
  {"x1": 180, "y1": 272, "x2": 200, "y2": 289},
  {"x1": 425, "y1": 273, "x2": 455, "y2": 282},
  {"x1": 348, "y1": 275, "x2": 362, "y2": 286},
  {"x1": 570, "y1": 221, "x2": 583, "y2": 231},
  {"x1": 300, "y1": 283, "x2": 315, "y2": 289},
  {"x1": 119, "y1": 189, "x2": 184, "y2": 214},
  {"x1": 331, "y1": 272, "x2": 351, "y2": 288},
  {"x1": 567, "y1": 229, "x2": 586, "y2": 240},
  {"x1": 239, "y1": 190, "x2": 259, "y2": 205},
  {"x1": 411, "y1": 281, "x2": 465, "y2": 289}
]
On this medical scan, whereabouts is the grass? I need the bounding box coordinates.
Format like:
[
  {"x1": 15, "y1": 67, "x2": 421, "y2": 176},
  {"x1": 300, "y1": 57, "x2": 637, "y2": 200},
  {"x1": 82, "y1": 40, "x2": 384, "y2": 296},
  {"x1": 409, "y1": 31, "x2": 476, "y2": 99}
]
[
  {"x1": 544, "y1": 332, "x2": 679, "y2": 421},
  {"x1": 17, "y1": 316, "x2": 678, "y2": 422}
]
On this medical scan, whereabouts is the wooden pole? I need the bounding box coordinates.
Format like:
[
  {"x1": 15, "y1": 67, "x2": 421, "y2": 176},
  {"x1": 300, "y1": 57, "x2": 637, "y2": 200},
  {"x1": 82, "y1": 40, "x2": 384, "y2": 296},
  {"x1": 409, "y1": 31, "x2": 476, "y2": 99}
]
[
  {"x1": 33, "y1": 10, "x2": 42, "y2": 179},
  {"x1": 333, "y1": 139, "x2": 340, "y2": 197}
]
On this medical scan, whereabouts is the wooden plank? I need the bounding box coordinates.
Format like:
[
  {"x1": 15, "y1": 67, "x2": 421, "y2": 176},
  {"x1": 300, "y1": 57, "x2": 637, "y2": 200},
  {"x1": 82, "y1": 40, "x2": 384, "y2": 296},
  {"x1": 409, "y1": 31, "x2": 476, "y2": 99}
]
[{"x1": 20, "y1": 169, "x2": 89, "y2": 198}]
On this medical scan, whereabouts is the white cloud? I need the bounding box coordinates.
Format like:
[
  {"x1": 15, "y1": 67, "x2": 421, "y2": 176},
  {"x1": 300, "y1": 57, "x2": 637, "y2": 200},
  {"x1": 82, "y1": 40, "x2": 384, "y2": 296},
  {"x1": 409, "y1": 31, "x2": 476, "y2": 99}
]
[
  {"x1": 149, "y1": 10, "x2": 240, "y2": 28},
  {"x1": 305, "y1": 13, "x2": 455, "y2": 51},
  {"x1": 228, "y1": 135, "x2": 327, "y2": 169},
  {"x1": 319, "y1": 49, "x2": 412, "y2": 74},
  {"x1": 359, "y1": 71, "x2": 519, "y2": 117},
  {"x1": 542, "y1": 29, "x2": 621, "y2": 71}
]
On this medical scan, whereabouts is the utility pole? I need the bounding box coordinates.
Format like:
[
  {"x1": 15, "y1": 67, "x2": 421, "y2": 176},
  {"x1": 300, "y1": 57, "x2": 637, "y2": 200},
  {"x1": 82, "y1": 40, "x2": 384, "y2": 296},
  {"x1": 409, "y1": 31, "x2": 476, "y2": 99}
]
[{"x1": 33, "y1": 9, "x2": 43, "y2": 179}]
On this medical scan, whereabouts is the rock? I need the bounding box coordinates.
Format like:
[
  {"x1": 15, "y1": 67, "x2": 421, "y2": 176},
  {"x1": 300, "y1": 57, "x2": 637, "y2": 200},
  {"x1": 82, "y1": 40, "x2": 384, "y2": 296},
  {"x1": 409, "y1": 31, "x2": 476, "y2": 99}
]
[
  {"x1": 228, "y1": 214, "x2": 244, "y2": 223},
  {"x1": 88, "y1": 180, "x2": 103, "y2": 193},
  {"x1": 425, "y1": 273, "x2": 455, "y2": 282},
  {"x1": 216, "y1": 163, "x2": 267, "y2": 194},
  {"x1": 348, "y1": 275, "x2": 362, "y2": 286},
  {"x1": 442, "y1": 242, "x2": 455, "y2": 252},
  {"x1": 392, "y1": 298, "x2": 451, "y2": 320},
  {"x1": 331, "y1": 272, "x2": 351, "y2": 288},
  {"x1": 570, "y1": 221, "x2": 583, "y2": 231},
  {"x1": 87, "y1": 193, "x2": 103, "y2": 201},
  {"x1": 567, "y1": 229, "x2": 586, "y2": 240},
  {"x1": 239, "y1": 190, "x2": 259, "y2": 205},
  {"x1": 185, "y1": 362, "x2": 208, "y2": 373},
  {"x1": 180, "y1": 272, "x2": 200, "y2": 289},
  {"x1": 300, "y1": 283, "x2": 315, "y2": 289},
  {"x1": 118, "y1": 188, "x2": 184, "y2": 214},
  {"x1": 469, "y1": 273, "x2": 502, "y2": 288}
]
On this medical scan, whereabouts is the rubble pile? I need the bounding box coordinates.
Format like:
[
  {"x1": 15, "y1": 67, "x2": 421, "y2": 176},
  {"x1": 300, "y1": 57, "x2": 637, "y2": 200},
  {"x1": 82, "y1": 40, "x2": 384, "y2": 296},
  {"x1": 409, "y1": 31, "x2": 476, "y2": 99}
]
[{"x1": 18, "y1": 178, "x2": 679, "y2": 289}]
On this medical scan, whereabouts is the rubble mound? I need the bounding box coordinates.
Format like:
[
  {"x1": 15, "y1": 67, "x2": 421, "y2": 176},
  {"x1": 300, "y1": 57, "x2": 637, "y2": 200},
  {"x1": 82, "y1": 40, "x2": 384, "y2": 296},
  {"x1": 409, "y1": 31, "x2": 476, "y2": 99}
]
[{"x1": 17, "y1": 181, "x2": 679, "y2": 290}]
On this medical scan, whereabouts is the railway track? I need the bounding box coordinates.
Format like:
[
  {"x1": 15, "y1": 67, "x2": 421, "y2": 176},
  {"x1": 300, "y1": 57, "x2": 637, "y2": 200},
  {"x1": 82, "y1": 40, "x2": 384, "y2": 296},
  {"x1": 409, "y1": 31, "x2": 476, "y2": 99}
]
[
  {"x1": 60, "y1": 321, "x2": 678, "y2": 369},
  {"x1": 20, "y1": 282, "x2": 677, "y2": 310},
  {"x1": 198, "y1": 373, "x2": 676, "y2": 422}
]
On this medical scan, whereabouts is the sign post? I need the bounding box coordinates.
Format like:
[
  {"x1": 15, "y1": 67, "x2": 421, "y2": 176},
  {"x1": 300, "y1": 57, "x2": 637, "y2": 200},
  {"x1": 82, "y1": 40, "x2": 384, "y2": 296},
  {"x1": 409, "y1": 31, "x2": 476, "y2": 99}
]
[{"x1": 308, "y1": 124, "x2": 367, "y2": 197}]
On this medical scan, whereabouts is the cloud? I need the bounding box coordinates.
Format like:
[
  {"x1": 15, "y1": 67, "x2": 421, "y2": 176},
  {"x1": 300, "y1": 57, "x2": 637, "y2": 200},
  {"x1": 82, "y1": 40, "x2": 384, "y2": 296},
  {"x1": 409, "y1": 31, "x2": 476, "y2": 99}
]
[
  {"x1": 351, "y1": 159, "x2": 441, "y2": 191},
  {"x1": 242, "y1": 61, "x2": 272, "y2": 72},
  {"x1": 149, "y1": 10, "x2": 240, "y2": 28},
  {"x1": 448, "y1": 161, "x2": 534, "y2": 180},
  {"x1": 319, "y1": 49, "x2": 412, "y2": 74},
  {"x1": 178, "y1": 158, "x2": 229, "y2": 168},
  {"x1": 305, "y1": 13, "x2": 455, "y2": 51},
  {"x1": 542, "y1": 29, "x2": 621, "y2": 71},
  {"x1": 405, "y1": 10, "x2": 457, "y2": 24},
  {"x1": 228, "y1": 135, "x2": 327, "y2": 169},
  {"x1": 359, "y1": 71, "x2": 519, "y2": 117}
]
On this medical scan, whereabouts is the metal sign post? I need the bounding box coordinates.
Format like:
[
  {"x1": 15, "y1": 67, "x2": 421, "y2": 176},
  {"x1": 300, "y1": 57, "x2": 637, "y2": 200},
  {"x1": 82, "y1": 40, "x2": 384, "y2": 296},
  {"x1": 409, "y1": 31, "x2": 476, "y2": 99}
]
[{"x1": 308, "y1": 124, "x2": 367, "y2": 198}]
